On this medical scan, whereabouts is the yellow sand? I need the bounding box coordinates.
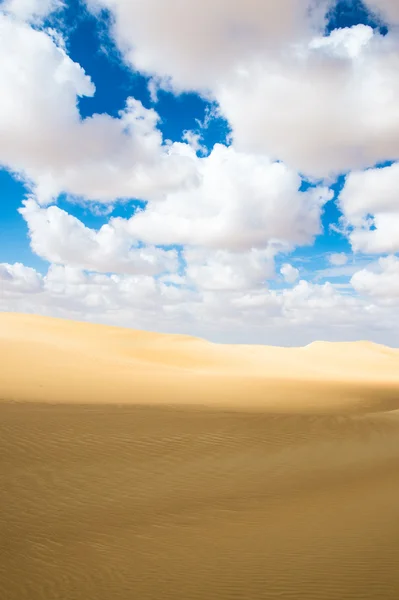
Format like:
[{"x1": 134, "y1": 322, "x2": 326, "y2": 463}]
[
  {"x1": 1, "y1": 312, "x2": 399, "y2": 412},
  {"x1": 1, "y1": 312, "x2": 399, "y2": 599}
]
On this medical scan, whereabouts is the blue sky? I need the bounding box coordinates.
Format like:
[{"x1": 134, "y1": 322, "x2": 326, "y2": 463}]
[
  {"x1": 0, "y1": 0, "x2": 398, "y2": 345},
  {"x1": 1, "y1": 0, "x2": 230, "y2": 264}
]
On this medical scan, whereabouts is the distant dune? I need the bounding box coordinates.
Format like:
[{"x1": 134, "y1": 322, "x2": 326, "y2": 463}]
[
  {"x1": 1, "y1": 313, "x2": 399, "y2": 599},
  {"x1": 1, "y1": 312, "x2": 399, "y2": 412}
]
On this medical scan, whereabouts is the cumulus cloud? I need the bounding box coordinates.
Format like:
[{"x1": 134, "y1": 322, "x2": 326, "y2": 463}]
[
  {"x1": 0, "y1": 12, "x2": 198, "y2": 204},
  {"x1": 0, "y1": 262, "x2": 43, "y2": 294},
  {"x1": 15, "y1": 138, "x2": 333, "y2": 286},
  {"x1": 280, "y1": 264, "x2": 300, "y2": 284},
  {"x1": 0, "y1": 262, "x2": 198, "y2": 332},
  {"x1": 123, "y1": 144, "x2": 332, "y2": 251},
  {"x1": 339, "y1": 163, "x2": 399, "y2": 253},
  {"x1": 184, "y1": 247, "x2": 276, "y2": 292},
  {"x1": 181, "y1": 130, "x2": 207, "y2": 155},
  {"x1": 84, "y1": 1, "x2": 399, "y2": 177},
  {"x1": 43, "y1": 265, "x2": 173, "y2": 312},
  {"x1": 282, "y1": 280, "x2": 357, "y2": 321},
  {"x1": 351, "y1": 255, "x2": 399, "y2": 301},
  {"x1": 2, "y1": 260, "x2": 399, "y2": 345},
  {"x1": 19, "y1": 199, "x2": 179, "y2": 276},
  {"x1": 2, "y1": 0, "x2": 399, "y2": 346},
  {"x1": 218, "y1": 26, "x2": 399, "y2": 176},
  {"x1": 85, "y1": 0, "x2": 330, "y2": 92}
]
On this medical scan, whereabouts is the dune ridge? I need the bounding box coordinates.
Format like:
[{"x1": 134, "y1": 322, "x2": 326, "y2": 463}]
[
  {"x1": 1, "y1": 312, "x2": 399, "y2": 413},
  {"x1": 1, "y1": 312, "x2": 399, "y2": 599}
]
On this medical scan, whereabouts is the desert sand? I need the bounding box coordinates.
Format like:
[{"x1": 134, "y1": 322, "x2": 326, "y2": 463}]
[{"x1": 1, "y1": 312, "x2": 399, "y2": 599}]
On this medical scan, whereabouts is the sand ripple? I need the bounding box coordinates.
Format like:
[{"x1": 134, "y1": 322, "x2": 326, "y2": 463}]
[{"x1": 1, "y1": 403, "x2": 399, "y2": 599}]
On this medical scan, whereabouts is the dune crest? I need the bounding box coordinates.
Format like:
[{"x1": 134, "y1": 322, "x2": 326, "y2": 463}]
[
  {"x1": 2, "y1": 312, "x2": 399, "y2": 599},
  {"x1": 0, "y1": 312, "x2": 398, "y2": 413}
]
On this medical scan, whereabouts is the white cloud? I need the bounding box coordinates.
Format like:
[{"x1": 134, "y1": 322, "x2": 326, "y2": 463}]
[
  {"x1": 349, "y1": 213, "x2": 399, "y2": 254},
  {"x1": 339, "y1": 163, "x2": 399, "y2": 253},
  {"x1": 0, "y1": 13, "x2": 198, "y2": 204},
  {"x1": 281, "y1": 280, "x2": 358, "y2": 323},
  {"x1": 280, "y1": 263, "x2": 299, "y2": 284},
  {"x1": 351, "y1": 255, "x2": 399, "y2": 302},
  {"x1": 86, "y1": 0, "x2": 330, "y2": 92},
  {"x1": 329, "y1": 253, "x2": 348, "y2": 266},
  {"x1": 15, "y1": 138, "x2": 333, "y2": 286},
  {"x1": 0, "y1": 263, "x2": 199, "y2": 332},
  {"x1": 1, "y1": 0, "x2": 62, "y2": 22},
  {"x1": 123, "y1": 144, "x2": 332, "y2": 251},
  {"x1": 218, "y1": 26, "x2": 399, "y2": 176},
  {"x1": 0, "y1": 10, "x2": 333, "y2": 244},
  {"x1": 182, "y1": 130, "x2": 206, "y2": 155},
  {"x1": 184, "y1": 247, "x2": 276, "y2": 291},
  {"x1": 84, "y1": 2, "x2": 399, "y2": 177},
  {"x1": 43, "y1": 265, "x2": 168, "y2": 311},
  {"x1": 0, "y1": 262, "x2": 43, "y2": 294},
  {"x1": 19, "y1": 199, "x2": 179, "y2": 276},
  {"x1": 2, "y1": 260, "x2": 399, "y2": 346},
  {"x1": 2, "y1": 1, "x2": 399, "y2": 346}
]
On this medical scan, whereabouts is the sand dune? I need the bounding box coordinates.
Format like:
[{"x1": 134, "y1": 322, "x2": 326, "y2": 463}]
[
  {"x1": 1, "y1": 312, "x2": 399, "y2": 412},
  {"x1": 1, "y1": 313, "x2": 399, "y2": 599}
]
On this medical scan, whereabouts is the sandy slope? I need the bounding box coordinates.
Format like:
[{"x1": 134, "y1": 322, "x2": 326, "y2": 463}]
[
  {"x1": 1, "y1": 312, "x2": 399, "y2": 412},
  {"x1": 1, "y1": 313, "x2": 399, "y2": 599}
]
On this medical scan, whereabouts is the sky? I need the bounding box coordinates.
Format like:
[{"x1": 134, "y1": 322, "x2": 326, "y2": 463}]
[{"x1": 0, "y1": 0, "x2": 399, "y2": 346}]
